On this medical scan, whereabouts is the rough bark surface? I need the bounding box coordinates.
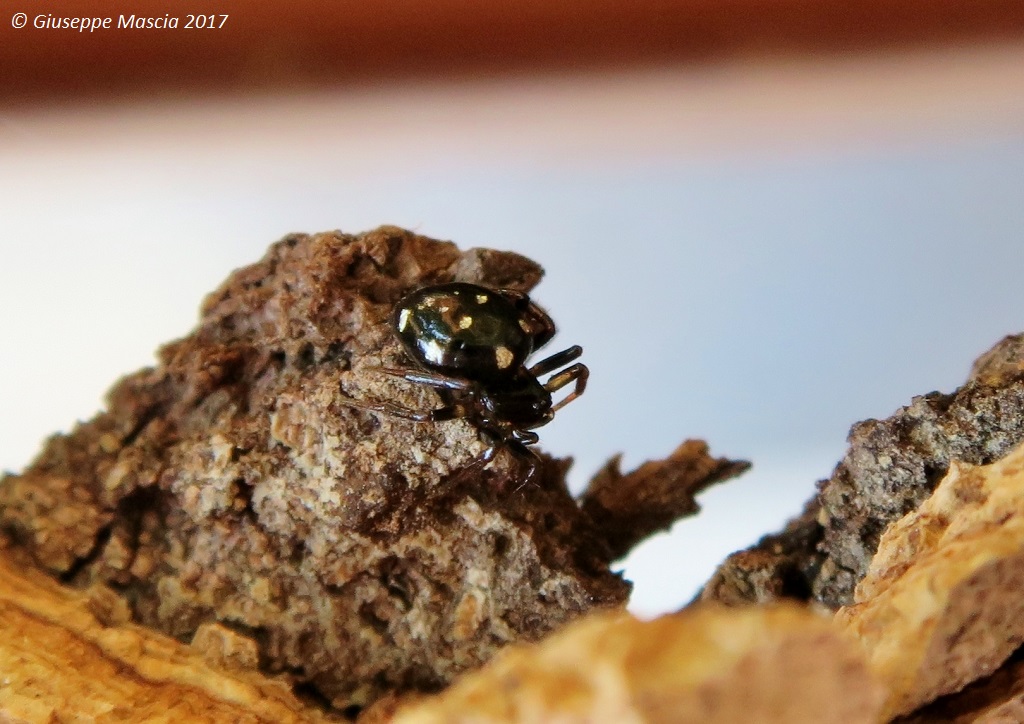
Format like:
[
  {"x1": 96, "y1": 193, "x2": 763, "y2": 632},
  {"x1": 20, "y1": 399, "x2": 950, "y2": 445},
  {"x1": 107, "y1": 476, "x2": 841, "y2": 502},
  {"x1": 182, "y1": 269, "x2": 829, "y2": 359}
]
[
  {"x1": 0, "y1": 227, "x2": 632, "y2": 710},
  {"x1": 579, "y1": 440, "x2": 750, "y2": 561},
  {"x1": 703, "y1": 333, "x2": 1024, "y2": 609},
  {"x1": 700, "y1": 499, "x2": 823, "y2": 605}
]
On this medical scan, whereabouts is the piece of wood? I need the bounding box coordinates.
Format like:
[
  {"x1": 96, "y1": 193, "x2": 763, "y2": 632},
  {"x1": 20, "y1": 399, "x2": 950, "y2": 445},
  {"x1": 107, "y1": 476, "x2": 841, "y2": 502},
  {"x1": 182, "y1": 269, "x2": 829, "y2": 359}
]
[
  {"x1": 836, "y1": 442, "x2": 1024, "y2": 719},
  {"x1": 0, "y1": 545, "x2": 336, "y2": 723},
  {"x1": 0, "y1": 228, "x2": 631, "y2": 711},
  {"x1": 393, "y1": 604, "x2": 884, "y2": 723},
  {"x1": 581, "y1": 440, "x2": 750, "y2": 560}
]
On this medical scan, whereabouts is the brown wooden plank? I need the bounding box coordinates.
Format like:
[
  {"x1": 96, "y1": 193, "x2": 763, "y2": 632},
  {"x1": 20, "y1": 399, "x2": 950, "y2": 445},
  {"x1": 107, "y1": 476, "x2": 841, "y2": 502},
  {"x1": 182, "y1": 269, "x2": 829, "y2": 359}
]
[{"x1": 3, "y1": 0, "x2": 1024, "y2": 105}]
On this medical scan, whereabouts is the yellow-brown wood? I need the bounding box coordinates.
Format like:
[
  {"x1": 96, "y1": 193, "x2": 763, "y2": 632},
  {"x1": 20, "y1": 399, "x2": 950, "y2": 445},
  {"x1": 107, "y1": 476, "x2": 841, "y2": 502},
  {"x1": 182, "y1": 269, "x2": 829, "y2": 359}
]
[{"x1": 0, "y1": 548, "x2": 336, "y2": 723}]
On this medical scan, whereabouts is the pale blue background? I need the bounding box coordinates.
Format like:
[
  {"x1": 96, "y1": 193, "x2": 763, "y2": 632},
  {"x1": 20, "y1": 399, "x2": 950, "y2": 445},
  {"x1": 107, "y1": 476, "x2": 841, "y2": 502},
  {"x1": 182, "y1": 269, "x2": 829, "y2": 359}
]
[{"x1": 3, "y1": 58, "x2": 1023, "y2": 614}]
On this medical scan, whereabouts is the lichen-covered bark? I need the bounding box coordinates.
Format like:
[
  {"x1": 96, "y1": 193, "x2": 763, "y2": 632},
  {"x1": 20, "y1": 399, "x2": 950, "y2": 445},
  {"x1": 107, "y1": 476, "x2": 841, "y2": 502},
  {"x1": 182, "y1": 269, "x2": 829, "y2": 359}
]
[
  {"x1": 0, "y1": 227, "x2": 630, "y2": 709},
  {"x1": 704, "y1": 333, "x2": 1024, "y2": 609}
]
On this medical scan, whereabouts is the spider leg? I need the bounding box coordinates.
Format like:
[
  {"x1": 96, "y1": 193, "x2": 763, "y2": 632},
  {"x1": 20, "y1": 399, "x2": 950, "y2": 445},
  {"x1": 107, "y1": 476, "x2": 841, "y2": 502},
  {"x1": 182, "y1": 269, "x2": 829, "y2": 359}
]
[
  {"x1": 366, "y1": 366, "x2": 474, "y2": 391},
  {"x1": 513, "y1": 429, "x2": 539, "y2": 446},
  {"x1": 544, "y1": 362, "x2": 589, "y2": 413},
  {"x1": 341, "y1": 366, "x2": 477, "y2": 421},
  {"x1": 454, "y1": 432, "x2": 539, "y2": 491},
  {"x1": 528, "y1": 345, "x2": 582, "y2": 377},
  {"x1": 505, "y1": 438, "x2": 542, "y2": 491},
  {"x1": 452, "y1": 442, "x2": 500, "y2": 481},
  {"x1": 342, "y1": 396, "x2": 464, "y2": 422}
]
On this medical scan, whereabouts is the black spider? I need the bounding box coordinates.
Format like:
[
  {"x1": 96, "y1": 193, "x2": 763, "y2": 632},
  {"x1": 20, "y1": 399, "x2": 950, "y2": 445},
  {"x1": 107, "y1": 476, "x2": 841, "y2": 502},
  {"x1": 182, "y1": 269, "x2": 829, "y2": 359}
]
[{"x1": 344, "y1": 282, "x2": 588, "y2": 479}]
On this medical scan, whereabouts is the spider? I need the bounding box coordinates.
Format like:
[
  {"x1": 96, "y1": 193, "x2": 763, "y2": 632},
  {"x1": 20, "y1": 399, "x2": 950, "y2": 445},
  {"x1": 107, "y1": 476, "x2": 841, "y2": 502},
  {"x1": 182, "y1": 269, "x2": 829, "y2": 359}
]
[{"x1": 343, "y1": 282, "x2": 588, "y2": 480}]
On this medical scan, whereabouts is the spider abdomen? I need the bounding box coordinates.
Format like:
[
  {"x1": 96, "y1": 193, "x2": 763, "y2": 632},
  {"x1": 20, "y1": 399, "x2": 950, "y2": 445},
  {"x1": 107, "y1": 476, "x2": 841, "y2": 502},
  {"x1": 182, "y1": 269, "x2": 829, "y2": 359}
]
[{"x1": 392, "y1": 282, "x2": 553, "y2": 384}]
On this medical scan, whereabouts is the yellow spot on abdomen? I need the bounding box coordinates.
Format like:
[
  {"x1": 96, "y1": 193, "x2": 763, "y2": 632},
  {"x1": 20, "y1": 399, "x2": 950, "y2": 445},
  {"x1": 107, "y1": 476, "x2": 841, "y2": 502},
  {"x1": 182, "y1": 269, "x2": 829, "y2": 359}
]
[
  {"x1": 424, "y1": 339, "x2": 445, "y2": 364},
  {"x1": 495, "y1": 346, "x2": 514, "y2": 369}
]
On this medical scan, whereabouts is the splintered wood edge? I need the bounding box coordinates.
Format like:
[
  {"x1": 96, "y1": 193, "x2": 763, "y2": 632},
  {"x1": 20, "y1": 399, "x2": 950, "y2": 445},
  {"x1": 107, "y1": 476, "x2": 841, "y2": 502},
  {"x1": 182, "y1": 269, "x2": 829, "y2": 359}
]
[
  {"x1": 0, "y1": 549, "x2": 335, "y2": 723},
  {"x1": 581, "y1": 439, "x2": 751, "y2": 560}
]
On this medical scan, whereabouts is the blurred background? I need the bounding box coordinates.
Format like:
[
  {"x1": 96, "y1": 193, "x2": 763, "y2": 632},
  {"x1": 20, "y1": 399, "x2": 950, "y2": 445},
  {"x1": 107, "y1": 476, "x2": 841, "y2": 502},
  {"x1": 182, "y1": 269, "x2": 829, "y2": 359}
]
[{"x1": 3, "y1": 1, "x2": 1024, "y2": 616}]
